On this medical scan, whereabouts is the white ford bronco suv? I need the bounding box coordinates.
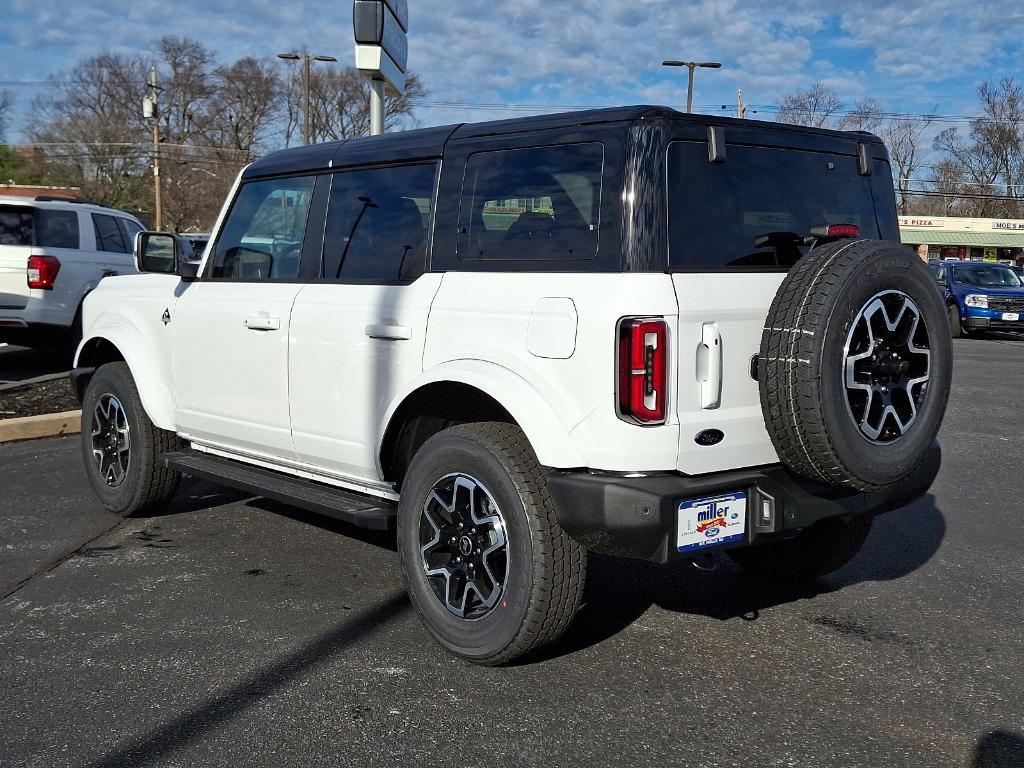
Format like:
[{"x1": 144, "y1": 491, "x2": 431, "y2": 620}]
[
  {"x1": 0, "y1": 196, "x2": 144, "y2": 357},
  {"x1": 72, "y1": 107, "x2": 951, "y2": 664}
]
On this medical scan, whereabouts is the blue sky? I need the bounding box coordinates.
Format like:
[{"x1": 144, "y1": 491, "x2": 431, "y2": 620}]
[{"x1": 2, "y1": 0, "x2": 1023, "y2": 141}]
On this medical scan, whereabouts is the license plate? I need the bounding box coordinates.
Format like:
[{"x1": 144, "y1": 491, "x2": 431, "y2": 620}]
[
  {"x1": 1002, "y1": 312, "x2": 1020, "y2": 321},
  {"x1": 677, "y1": 491, "x2": 747, "y2": 553}
]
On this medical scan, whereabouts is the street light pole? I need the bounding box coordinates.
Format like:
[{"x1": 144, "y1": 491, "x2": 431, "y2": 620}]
[
  {"x1": 278, "y1": 52, "x2": 338, "y2": 145},
  {"x1": 662, "y1": 60, "x2": 722, "y2": 113}
]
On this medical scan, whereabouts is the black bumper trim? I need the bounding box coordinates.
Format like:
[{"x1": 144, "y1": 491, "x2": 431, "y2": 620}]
[{"x1": 547, "y1": 442, "x2": 941, "y2": 564}]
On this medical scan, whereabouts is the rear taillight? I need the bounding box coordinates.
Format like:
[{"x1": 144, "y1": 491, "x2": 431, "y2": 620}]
[
  {"x1": 617, "y1": 317, "x2": 668, "y2": 425},
  {"x1": 27, "y1": 255, "x2": 61, "y2": 290}
]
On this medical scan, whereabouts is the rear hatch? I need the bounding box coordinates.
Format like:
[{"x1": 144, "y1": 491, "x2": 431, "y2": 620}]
[
  {"x1": 0, "y1": 205, "x2": 33, "y2": 310},
  {"x1": 667, "y1": 135, "x2": 900, "y2": 475}
]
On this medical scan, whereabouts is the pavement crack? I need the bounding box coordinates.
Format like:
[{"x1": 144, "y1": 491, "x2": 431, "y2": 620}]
[{"x1": 1, "y1": 517, "x2": 128, "y2": 601}]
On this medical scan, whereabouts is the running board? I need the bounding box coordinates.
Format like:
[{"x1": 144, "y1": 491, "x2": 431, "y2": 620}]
[{"x1": 160, "y1": 450, "x2": 397, "y2": 530}]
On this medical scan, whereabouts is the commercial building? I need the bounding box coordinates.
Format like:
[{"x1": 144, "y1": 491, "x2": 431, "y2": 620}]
[{"x1": 899, "y1": 215, "x2": 1024, "y2": 264}]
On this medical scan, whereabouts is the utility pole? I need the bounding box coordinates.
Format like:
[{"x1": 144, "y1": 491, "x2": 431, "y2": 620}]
[
  {"x1": 737, "y1": 88, "x2": 746, "y2": 119},
  {"x1": 148, "y1": 66, "x2": 162, "y2": 230},
  {"x1": 278, "y1": 52, "x2": 338, "y2": 145},
  {"x1": 662, "y1": 60, "x2": 722, "y2": 113}
]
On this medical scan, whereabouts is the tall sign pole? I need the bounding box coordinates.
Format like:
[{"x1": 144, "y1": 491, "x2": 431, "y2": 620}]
[{"x1": 353, "y1": 0, "x2": 408, "y2": 136}]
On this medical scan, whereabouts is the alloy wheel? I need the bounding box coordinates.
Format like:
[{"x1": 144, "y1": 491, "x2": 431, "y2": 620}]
[
  {"x1": 91, "y1": 393, "x2": 131, "y2": 487},
  {"x1": 418, "y1": 473, "x2": 508, "y2": 620},
  {"x1": 843, "y1": 290, "x2": 931, "y2": 444}
]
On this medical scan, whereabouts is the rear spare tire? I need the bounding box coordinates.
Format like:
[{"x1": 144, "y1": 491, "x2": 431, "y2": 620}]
[{"x1": 759, "y1": 240, "x2": 951, "y2": 492}]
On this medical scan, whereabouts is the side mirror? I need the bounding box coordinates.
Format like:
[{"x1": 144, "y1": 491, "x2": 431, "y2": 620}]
[{"x1": 134, "y1": 231, "x2": 199, "y2": 281}]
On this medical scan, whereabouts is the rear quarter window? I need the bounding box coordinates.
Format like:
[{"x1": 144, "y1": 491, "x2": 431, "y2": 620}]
[
  {"x1": 457, "y1": 142, "x2": 603, "y2": 262},
  {"x1": 0, "y1": 207, "x2": 33, "y2": 246},
  {"x1": 667, "y1": 142, "x2": 888, "y2": 270}
]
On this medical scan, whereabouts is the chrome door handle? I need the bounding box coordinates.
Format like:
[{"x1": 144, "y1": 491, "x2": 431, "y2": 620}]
[
  {"x1": 365, "y1": 323, "x2": 412, "y2": 340},
  {"x1": 698, "y1": 322, "x2": 722, "y2": 409},
  {"x1": 244, "y1": 312, "x2": 281, "y2": 331}
]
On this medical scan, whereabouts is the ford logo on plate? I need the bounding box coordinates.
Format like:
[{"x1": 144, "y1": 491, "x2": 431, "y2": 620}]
[{"x1": 695, "y1": 429, "x2": 725, "y2": 446}]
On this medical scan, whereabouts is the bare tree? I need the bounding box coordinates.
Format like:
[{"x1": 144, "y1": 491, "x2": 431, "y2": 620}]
[
  {"x1": 776, "y1": 83, "x2": 844, "y2": 128},
  {"x1": 884, "y1": 114, "x2": 935, "y2": 214},
  {"x1": 0, "y1": 89, "x2": 13, "y2": 141},
  {"x1": 838, "y1": 97, "x2": 884, "y2": 133},
  {"x1": 297, "y1": 67, "x2": 425, "y2": 143},
  {"x1": 28, "y1": 53, "x2": 151, "y2": 208},
  {"x1": 931, "y1": 78, "x2": 1024, "y2": 218}
]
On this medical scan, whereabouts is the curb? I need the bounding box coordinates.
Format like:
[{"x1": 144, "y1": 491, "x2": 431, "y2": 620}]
[{"x1": 0, "y1": 410, "x2": 82, "y2": 443}]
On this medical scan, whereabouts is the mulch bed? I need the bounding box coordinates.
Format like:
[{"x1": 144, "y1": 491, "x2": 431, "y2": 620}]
[{"x1": 0, "y1": 378, "x2": 80, "y2": 419}]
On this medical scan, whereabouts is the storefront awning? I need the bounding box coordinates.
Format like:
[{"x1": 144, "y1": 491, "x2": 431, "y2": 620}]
[{"x1": 900, "y1": 228, "x2": 1024, "y2": 247}]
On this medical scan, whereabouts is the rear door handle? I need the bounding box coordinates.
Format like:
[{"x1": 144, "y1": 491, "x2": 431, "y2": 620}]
[
  {"x1": 365, "y1": 323, "x2": 412, "y2": 340},
  {"x1": 244, "y1": 311, "x2": 281, "y2": 331},
  {"x1": 698, "y1": 322, "x2": 722, "y2": 409}
]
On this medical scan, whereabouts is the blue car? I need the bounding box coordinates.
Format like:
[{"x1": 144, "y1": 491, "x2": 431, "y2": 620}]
[{"x1": 930, "y1": 260, "x2": 1024, "y2": 337}]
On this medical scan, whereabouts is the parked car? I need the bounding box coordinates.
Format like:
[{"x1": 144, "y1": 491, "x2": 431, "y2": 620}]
[
  {"x1": 933, "y1": 259, "x2": 1024, "y2": 337},
  {"x1": 71, "y1": 106, "x2": 951, "y2": 664},
  {"x1": 0, "y1": 196, "x2": 144, "y2": 358}
]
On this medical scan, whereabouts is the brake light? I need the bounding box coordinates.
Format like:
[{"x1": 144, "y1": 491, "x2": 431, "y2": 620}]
[
  {"x1": 618, "y1": 318, "x2": 668, "y2": 424},
  {"x1": 27, "y1": 255, "x2": 61, "y2": 290},
  {"x1": 809, "y1": 224, "x2": 860, "y2": 239}
]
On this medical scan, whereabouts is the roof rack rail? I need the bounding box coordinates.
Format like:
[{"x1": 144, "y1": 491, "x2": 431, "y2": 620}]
[{"x1": 33, "y1": 195, "x2": 113, "y2": 208}]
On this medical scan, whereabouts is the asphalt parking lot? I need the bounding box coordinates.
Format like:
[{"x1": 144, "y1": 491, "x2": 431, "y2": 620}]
[{"x1": 2, "y1": 333, "x2": 1023, "y2": 768}]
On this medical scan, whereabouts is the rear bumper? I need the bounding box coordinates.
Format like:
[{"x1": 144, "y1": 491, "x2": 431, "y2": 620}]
[
  {"x1": 0, "y1": 321, "x2": 68, "y2": 348},
  {"x1": 547, "y1": 442, "x2": 941, "y2": 564}
]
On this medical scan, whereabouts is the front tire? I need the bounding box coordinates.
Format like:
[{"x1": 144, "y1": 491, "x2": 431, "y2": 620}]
[
  {"x1": 728, "y1": 514, "x2": 873, "y2": 580},
  {"x1": 948, "y1": 304, "x2": 966, "y2": 338},
  {"x1": 80, "y1": 362, "x2": 183, "y2": 517},
  {"x1": 397, "y1": 422, "x2": 585, "y2": 665}
]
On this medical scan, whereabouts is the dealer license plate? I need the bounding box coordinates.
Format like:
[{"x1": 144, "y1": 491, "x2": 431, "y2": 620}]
[
  {"x1": 677, "y1": 491, "x2": 747, "y2": 553},
  {"x1": 1002, "y1": 312, "x2": 1019, "y2": 321}
]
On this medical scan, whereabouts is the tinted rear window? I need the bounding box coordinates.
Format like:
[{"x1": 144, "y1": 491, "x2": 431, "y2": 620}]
[
  {"x1": 0, "y1": 207, "x2": 33, "y2": 245},
  {"x1": 668, "y1": 142, "x2": 888, "y2": 270},
  {"x1": 0, "y1": 206, "x2": 80, "y2": 248}
]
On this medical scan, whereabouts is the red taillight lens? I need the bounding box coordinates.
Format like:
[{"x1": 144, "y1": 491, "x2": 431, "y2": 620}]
[
  {"x1": 825, "y1": 224, "x2": 860, "y2": 238},
  {"x1": 618, "y1": 318, "x2": 668, "y2": 424},
  {"x1": 27, "y1": 255, "x2": 61, "y2": 290}
]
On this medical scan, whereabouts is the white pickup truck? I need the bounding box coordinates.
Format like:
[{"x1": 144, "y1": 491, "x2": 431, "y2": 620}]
[{"x1": 72, "y1": 107, "x2": 951, "y2": 664}]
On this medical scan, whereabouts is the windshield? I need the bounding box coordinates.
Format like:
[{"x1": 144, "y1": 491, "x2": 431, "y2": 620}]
[{"x1": 952, "y1": 264, "x2": 1022, "y2": 288}]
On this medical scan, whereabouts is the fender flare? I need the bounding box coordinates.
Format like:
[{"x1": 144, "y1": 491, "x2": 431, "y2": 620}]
[
  {"x1": 377, "y1": 359, "x2": 587, "y2": 473},
  {"x1": 75, "y1": 321, "x2": 176, "y2": 431}
]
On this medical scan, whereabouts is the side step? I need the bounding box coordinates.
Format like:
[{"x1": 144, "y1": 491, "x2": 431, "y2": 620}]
[{"x1": 160, "y1": 450, "x2": 397, "y2": 531}]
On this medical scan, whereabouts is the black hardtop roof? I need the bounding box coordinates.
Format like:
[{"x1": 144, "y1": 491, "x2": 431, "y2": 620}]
[{"x1": 242, "y1": 104, "x2": 884, "y2": 180}]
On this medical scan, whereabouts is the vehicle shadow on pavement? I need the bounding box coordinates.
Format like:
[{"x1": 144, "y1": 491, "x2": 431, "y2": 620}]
[
  {"x1": 540, "y1": 495, "x2": 945, "y2": 662},
  {"x1": 148, "y1": 476, "x2": 253, "y2": 517},
  {"x1": 245, "y1": 497, "x2": 399, "y2": 552},
  {"x1": 82, "y1": 591, "x2": 409, "y2": 768},
  {"x1": 973, "y1": 730, "x2": 1024, "y2": 768}
]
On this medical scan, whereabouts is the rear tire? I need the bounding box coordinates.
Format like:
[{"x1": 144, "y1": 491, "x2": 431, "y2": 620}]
[
  {"x1": 80, "y1": 362, "x2": 184, "y2": 517},
  {"x1": 397, "y1": 422, "x2": 585, "y2": 665},
  {"x1": 728, "y1": 514, "x2": 873, "y2": 581}
]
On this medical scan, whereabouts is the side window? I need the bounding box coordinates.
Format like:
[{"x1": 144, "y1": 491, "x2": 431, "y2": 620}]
[
  {"x1": 323, "y1": 163, "x2": 436, "y2": 281},
  {"x1": 92, "y1": 213, "x2": 129, "y2": 253},
  {"x1": 458, "y1": 143, "x2": 603, "y2": 262},
  {"x1": 119, "y1": 219, "x2": 143, "y2": 251},
  {"x1": 209, "y1": 176, "x2": 315, "y2": 280},
  {"x1": 36, "y1": 209, "x2": 80, "y2": 249}
]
